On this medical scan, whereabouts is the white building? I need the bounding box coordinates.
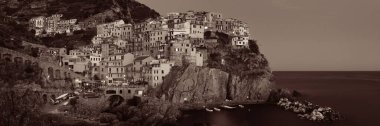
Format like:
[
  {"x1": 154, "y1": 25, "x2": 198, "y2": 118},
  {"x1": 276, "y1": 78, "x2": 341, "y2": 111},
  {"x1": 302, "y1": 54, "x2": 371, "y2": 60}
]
[
  {"x1": 29, "y1": 16, "x2": 45, "y2": 29},
  {"x1": 231, "y1": 36, "x2": 250, "y2": 48},
  {"x1": 171, "y1": 21, "x2": 191, "y2": 37},
  {"x1": 189, "y1": 23, "x2": 205, "y2": 39},
  {"x1": 100, "y1": 53, "x2": 135, "y2": 85},
  {"x1": 89, "y1": 55, "x2": 102, "y2": 67}
]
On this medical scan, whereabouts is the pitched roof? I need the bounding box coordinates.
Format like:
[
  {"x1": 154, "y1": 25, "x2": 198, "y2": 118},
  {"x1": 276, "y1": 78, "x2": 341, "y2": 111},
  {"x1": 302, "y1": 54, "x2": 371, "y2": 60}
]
[{"x1": 134, "y1": 56, "x2": 151, "y2": 61}]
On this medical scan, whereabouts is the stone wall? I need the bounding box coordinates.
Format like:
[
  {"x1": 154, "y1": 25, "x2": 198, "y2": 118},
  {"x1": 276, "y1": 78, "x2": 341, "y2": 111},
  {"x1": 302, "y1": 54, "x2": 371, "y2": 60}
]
[{"x1": 0, "y1": 47, "x2": 87, "y2": 81}]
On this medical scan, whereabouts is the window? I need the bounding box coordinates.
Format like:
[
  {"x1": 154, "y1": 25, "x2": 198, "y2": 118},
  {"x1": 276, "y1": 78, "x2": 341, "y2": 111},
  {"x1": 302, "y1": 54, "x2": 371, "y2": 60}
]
[
  {"x1": 162, "y1": 70, "x2": 164, "y2": 74},
  {"x1": 128, "y1": 90, "x2": 131, "y2": 94},
  {"x1": 119, "y1": 90, "x2": 123, "y2": 94}
]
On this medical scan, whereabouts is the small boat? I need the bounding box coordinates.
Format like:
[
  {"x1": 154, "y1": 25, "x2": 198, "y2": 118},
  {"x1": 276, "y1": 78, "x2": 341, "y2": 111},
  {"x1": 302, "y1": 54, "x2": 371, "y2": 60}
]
[
  {"x1": 56, "y1": 93, "x2": 69, "y2": 100},
  {"x1": 238, "y1": 105, "x2": 244, "y2": 108},
  {"x1": 205, "y1": 108, "x2": 214, "y2": 112},
  {"x1": 221, "y1": 105, "x2": 236, "y2": 109},
  {"x1": 214, "y1": 108, "x2": 221, "y2": 111}
]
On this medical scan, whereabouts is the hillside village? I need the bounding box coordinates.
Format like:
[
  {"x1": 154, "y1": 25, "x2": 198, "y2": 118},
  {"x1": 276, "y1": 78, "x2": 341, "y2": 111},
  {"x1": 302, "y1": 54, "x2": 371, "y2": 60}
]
[{"x1": 27, "y1": 10, "x2": 253, "y2": 89}]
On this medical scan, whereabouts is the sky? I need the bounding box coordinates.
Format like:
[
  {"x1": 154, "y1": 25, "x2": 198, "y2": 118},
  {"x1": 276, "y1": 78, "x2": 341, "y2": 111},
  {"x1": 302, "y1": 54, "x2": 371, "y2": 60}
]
[{"x1": 137, "y1": 0, "x2": 380, "y2": 71}]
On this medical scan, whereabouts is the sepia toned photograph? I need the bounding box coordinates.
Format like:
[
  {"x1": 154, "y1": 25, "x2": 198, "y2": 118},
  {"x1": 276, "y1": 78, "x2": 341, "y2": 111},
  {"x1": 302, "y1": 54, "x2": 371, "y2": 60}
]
[{"x1": 0, "y1": 0, "x2": 379, "y2": 126}]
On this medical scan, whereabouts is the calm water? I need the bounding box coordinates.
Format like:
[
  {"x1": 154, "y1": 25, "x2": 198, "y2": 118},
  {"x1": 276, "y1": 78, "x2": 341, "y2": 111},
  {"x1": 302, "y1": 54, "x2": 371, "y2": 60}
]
[{"x1": 178, "y1": 71, "x2": 380, "y2": 126}]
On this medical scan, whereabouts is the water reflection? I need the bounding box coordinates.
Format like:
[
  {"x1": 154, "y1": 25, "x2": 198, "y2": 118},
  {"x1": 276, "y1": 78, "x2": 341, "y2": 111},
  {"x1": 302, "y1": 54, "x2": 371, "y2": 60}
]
[{"x1": 178, "y1": 104, "x2": 316, "y2": 126}]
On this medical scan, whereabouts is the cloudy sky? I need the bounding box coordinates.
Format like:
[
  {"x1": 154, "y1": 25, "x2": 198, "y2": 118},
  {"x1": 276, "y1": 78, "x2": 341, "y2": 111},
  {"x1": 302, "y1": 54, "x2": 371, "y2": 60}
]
[{"x1": 137, "y1": 0, "x2": 380, "y2": 71}]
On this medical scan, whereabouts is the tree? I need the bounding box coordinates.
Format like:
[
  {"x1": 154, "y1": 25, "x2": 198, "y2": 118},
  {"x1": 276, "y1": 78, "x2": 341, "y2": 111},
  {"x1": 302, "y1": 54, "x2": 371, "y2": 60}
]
[
  {"x1": 30, "y1": 29, "x2": 36, "y2": 35},
  {"x1": 104, "y1": 17, "x2": 113, "y2": 23},
  {"x1": 248, "y1": 40, "x2": 260, "y2": 54},
  {"x1": 69, "y1": 97, "x2": 78, "y2": 112},
  {"x1": 41, "y1": 30, "x2": 47, "y2": 34},
  {"x1": 30, "y1": 47, "x2": 39, "y2": 57},
  {"x1": 93, "y1": 75, "x2": 100, "y2": 81}
]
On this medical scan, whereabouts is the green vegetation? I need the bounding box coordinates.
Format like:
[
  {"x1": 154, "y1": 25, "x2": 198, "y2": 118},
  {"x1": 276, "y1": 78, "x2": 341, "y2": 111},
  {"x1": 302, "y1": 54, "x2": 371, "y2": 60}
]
[
  {"x1": 0, "y1": 59, "x2": 44, "y2": 88},
  {"x1": 40, "y1": 29, "x2": 96, "y2": 50},
  {"x1": 115, "y1": 0, "x2": 160, "y2": 23},
  {"x1": 205, "y1": 31, "x2": 270, "y2": 77},
  {"x1": 0, "y1": 21, "x2": 38, "y2": 50},
  {"x1": 0, "y1": 0, "x2": 160, "y2": 51},
  {"x1": 0, "y1": 90, "x2": 44, "y2": 126},
  {"x1": 3, "y1": 0, "x2": 160, "y2": 22}
]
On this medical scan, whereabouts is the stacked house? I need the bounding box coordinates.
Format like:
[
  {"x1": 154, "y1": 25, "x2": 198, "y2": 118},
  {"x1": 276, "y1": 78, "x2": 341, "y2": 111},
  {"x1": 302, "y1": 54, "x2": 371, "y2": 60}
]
[
  {"x1": 29, "y1": 14, "x2": 81, "y2": 36},
  {"x1": 30, "y1": 10, "x2": 253, "y2": 88}
]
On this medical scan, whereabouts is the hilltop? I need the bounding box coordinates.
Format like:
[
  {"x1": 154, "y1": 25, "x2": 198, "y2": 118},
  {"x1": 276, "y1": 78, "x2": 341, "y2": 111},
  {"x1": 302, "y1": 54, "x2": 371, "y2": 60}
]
[
  {"x1": 0, "y1": 0, "x2": 160, "y2": 50},
  {"x1": 1, "y1": 0, "x2": 159, "y2": 23},
  {"x1": 156, "y1": 31, "x2": 272, "y2": 104}
]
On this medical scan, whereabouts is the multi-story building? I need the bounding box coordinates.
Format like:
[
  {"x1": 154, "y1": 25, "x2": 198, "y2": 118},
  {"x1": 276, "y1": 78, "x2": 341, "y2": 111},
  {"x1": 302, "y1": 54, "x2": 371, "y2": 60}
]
[
  {"x1": 99, "y1": 53, "x2": 135, "y2": 85},
  {"x1": 97, "y1": 20, "x2": 125, "y2": 35},
  {"x1": 131, "y1": 33, "x2": 145, "y2": 56},
  {"x1": 69, "y1": 49, "x2": 86, "y2": 57},
  {"x1": 169, "y1": 20, "x2": 191, "y2": 37},
  {"x1": 96, "y1": 20, "x2": 133, "y2": 40},
  {"x1": 151, "y1": 59, "x2": 174, "y2": 87},
  {"x1": 214, "y1": 18, "x2": 250, "y2": 36},
  {"x1": 29, "y1": 16, "x2": 46, "y2": 35},
  {"x1": 148, "y1": 29, "x2": 169, "y2": 57},
  {"x1": 170, "y1": 38, "x2": 192, "y2": 66},
  {"x1": 134, "y1": 20, "x2": 163, "y2": 33},
  {"x1": 46, "y1": 14, "x2": 63, "y2": 33},
  {"x1": 89, "y1": 55, "x2": 102, "y2": 67},
  {"x1": 170, "y1": 37, "x2": 208, "y2": 66},
  {"x1": 56, "y1": 19, "x2": 78, "y2": 34},
  {"x1": 61, "y1": 56, "x2": 90, "y2": 74},
  {"x1": 206, "y1": 12, "x2": 223, "y2": 22},
  {"x1": 189, "y1": 23, "x2": 205, "y2": 39},
  {"x1": 189, "y1": 47, "x2": 208, "y2": 66},
  {"x1": 231, "y1": 35, "x2": 250, "y2": 48},
  {"x1": 101, "y1": 43, "x2": 122, "y2": 58},
  {"x1": 29, "y1": 16, "x2": 45, "y2": 29},
  {"x1": 127, "y1": 56, "x2": 155, "y2": 82},
  {"x1": 29, "y1": 14, "x2": 79, "y2": 36}
]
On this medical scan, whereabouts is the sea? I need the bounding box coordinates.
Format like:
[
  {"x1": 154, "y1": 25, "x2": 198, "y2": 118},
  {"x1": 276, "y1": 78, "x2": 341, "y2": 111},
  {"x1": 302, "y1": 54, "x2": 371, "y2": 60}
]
[{"x1": 178, "y1": 71, "x2": 380, "y2": 126}]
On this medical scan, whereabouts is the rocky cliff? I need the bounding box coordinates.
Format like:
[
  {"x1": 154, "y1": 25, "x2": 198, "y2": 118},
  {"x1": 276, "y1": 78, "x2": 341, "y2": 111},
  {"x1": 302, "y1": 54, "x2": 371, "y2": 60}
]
[
  {"x1": 158, "y1": 65, "x2": 272, "y2": 104},
  {"x1": 155, "y1": 32, "x2": 273, "y2": 104}
]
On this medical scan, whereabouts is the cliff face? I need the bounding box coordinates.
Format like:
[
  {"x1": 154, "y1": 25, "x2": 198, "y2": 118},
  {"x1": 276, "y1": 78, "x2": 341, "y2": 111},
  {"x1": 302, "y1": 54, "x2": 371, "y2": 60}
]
[
  {"x1": 158, "y1": 65, "x2": 273, "y2": 103},
  {"x1": 158, "y1": 32, "x2": 273, "y2": 104}
]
